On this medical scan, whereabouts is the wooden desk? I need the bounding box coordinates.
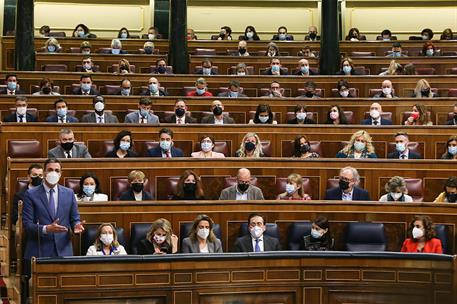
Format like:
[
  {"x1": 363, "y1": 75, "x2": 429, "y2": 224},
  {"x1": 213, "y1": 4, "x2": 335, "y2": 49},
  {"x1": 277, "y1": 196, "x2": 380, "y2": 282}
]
[
  {"x1": 1, "y1": 71, "x2": 457, "y2": 98},
  {"x1": 30, "y1": 253, "x2": 456, "y2": 304}
]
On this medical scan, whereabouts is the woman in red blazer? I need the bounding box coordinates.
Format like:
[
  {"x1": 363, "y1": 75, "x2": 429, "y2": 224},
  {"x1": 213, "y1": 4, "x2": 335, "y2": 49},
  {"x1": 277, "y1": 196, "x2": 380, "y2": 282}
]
[{"x1": 401, "y1": 215, "x2": 442, "y2": 253}]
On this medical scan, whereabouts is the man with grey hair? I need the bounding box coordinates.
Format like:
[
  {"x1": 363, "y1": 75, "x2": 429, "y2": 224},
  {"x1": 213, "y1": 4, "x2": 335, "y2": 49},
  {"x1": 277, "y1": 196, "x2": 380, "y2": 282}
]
[
  {"x1": 324, "y1": 166, "x2": 370, "y2": 201},
  {"x1": 110, "y1": 38, "x2": 127, "y2": 54},
  {"x1": 48, "y1": 128, "x2": 91, "y2": 158},
  {"x1": 219, "y1": 168, "x2": 264, "y2": 200}
]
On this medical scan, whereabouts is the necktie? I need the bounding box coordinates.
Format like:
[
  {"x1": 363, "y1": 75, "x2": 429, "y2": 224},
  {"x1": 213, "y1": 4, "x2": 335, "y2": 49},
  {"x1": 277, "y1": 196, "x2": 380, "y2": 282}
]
[
  {"x1": 59, "y1": 117, "x2": 63, "y2": 123},
  {"x1": 66, "y1": 151, "x2": 71, "y2": 158},
  {"x1": 401, "y1": 154, "x2": 406, "y2": 159},
  {"x1": 98, "y1": 116, "x2": 103, "y2": 123},
  {"x1": 18, "y1": 115, "x2": 24, "y2": 122},
  {"x1": 373, "y1": 120, "x2": 378, "y2": 125},
  {"x1": 255, "y1": 239, "x2": 261, "y2": 252},
  {"x1": 177, "y1": 118, "x2": 182, "y2": 124},
  {"x1": 49, "y1": 188, "x2": 56, "y2": 218},
  {"x1": 166, "y1": 151, "x2": 171, "y2": 158}
]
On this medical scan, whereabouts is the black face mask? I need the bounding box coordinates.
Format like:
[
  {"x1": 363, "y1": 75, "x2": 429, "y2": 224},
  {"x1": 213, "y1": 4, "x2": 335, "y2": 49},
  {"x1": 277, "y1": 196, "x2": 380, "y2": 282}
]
[
  {"x1": 120, "y1": 65, "x2": 128, "y2": 71},
  {"x1": 421, "y1": 89, "x2": 430, "y2": 96},
  {"x1": 175, "y1": 108, "x2": 186, "y2": 117},
  {"x1": 245, "y1": 142, "x2": 256, "y2": 152},
  {"x1": 183, "y1": 183, "x2": 196, "y2": 193},
  {"x1": 157, "y1": 66, "x2": 167, "y2": 74},
  {"x1": 131, "y1": 183, "x2": 144, "y2": 193},
  {"x1": 309, "y1": 32, "x2": 317, "y2": 39},
  {"x1": 446, "y1": 193, "x2": 457, "y2": 203},
  {"x1": 339, "y1": 179, "x2": 350, "y2": 191},
  {"x1": 213, "y1": 106, "x2": 223, "y2": 116},
  {"x1": 30, "y1": 176, "x2": 43, "y2": 187},
  {"x1": 238, "y1": 183, "x2": 249, "y2": 192},
  {"x1": 239, "y1": 48, "x2": 246, "y2": 54},
  {"x1": 61, "y1": 141, "x2": 74, "y2": 151},
  {"x1": 305, "y1": 91, "x2": 314, "y2": 98},
  {"x1": 300, "y1": 144, "x2": 310, "y2": 154},
  {"x1": 42, "y1": 87, "x2": 52, "y2": 94},
  {"x1": 144, "y1": 47, "x2": 153, "y2": 54},
  {"x1": 454, "y1": 113, "x2": 457, "y2": 121}
]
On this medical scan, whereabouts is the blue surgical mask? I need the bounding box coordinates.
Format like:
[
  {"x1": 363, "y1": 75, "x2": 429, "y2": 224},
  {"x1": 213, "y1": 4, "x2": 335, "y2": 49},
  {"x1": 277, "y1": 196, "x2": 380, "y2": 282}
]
[
  {"x1": 7, "y1": 82, "x2": 17, "y2": 91},
  {"x1": 201, "y1": 142, "x2": 213, "y2": 152},
  {"x1": 202, "y1": 67, "x2": 212, "y2": 75},
  {"x1": 149, "y1": 83, "x2": 158, "y2": 93},
  {"x1": 354, "y1": 141, "x2": 366, "y2": 152},
  {"x1": 259, "y1": 116, "x2": 269, "y2": 123},
  {"x1": 121, "y1": 88, "x2": 130, "y2": 96},
  {"x1": 448, "y1": 146, "x2": 457, "y2": 155},
  {"x1": 278, "y1": 33, "x2": 287, "y2": 40},
  {"x1": 310, "y1": 229, "x2": 322, "y2": 239},
  {"x1": 57, "y1": 108, "x2": 67, "y2": 117},
  {"x1": 343, "y1": 66, "x2": 352, "y2": 74},
  {"x1": 120, "y1": 33, "x2": 128, "y2": 39},
  {"x1": 139, "y1": 108, "x2": 149, "y2": 117},
  {"x1": 271, "y1": 65, "x2": 280, "y2": 73},
  {"x1": 426, "y1": 49, "x2": 434, "y2": 56},
  {"x1": 111, "y1": 48, "x2": 121, "y2": 55},
  {"x1": 160, "y1": 140, "x2": 171, "y2": 151},
  {"x1": 47, "y1": 45, "x2": 56, "y2": 52},
  {"x1": 83, "y1": 185, "x2": 96, "y2": 196},
  {"x1": 78, "y1": 31, "x2": 85, "y2": 38},
  {"x1": 229, "y1": 91, "x2": 238, "y2": 98},
  {"x1": 396, "y1": 143, "x2": 406, "y2": 152},
  {"x1": 196, "y1": 88, "x2": 206, "y2": 95},
  {"x1": 300, "y1": 66, "x2": 309, "y2": 74},
  {"x1": 285, "y1": 183, "x2": 295, "y2": 194},
  {"x1": 392, "y1": 51, "x2": 401, "y2": 57},
  {"x1": 119, "y1": 141, "x2": 130, "y2": 151},
  {"x1": 81, "y1": 83, "x2": 91, "y2": 92}
]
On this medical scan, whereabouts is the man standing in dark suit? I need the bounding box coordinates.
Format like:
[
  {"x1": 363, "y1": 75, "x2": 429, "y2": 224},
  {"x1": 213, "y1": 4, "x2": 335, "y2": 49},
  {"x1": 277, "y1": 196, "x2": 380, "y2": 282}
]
[
  {"x1": 360, "y1": 103, "x2": 392, "y2": 126},
  {"x1": 163, "y1": 99, "x2": 197, "y2": 124},
  {"x1": 0, "y1": 74, "x2": 25, "y2": 95},
  {"x1": 81, "y1": 95, "x2": 119, "y2": 123},
  {"x1": 48, "y1": 128, "x2": 91, "y2": 158},
  {"x1": 45, "y1": 98, "x2": 79, "y2": 123},
  {"x1": 148, "y1": 127, "x2": 184, "y2": 157},
  {"x1": 447, "y1": 104, "x2": 457, "y2": 125},
  {"x1": 387, "y1": 132, "x2": 422, "y2": 159},
  {"x1": 201, "y1": 100, "x2": 235, "y2": 124},
  {"x1": 324, "y1": 166, "x2": 370, "y2": 201},
  {"x1": 71, "y1": 74, "x2": 99, "y2": 95},
  {"x1": 2, "y1": 96, "x2": 37, "y2": 122},
  {"x1": 233, "y1": 213, "x2": 281, "y2": 252},
  {"x1": 12, "y1": 163, "x2": 43, "y2": 225}
]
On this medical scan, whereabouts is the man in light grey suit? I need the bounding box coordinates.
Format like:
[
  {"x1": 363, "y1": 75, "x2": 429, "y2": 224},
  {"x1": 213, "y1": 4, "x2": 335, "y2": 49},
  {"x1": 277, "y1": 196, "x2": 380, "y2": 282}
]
[
  {"x1": 124, "y1": 97, "x2": 159, "y2": 124},
  {"x1": 81, "y1": 95, "x2": 119, "y2": 123},
  {"x1": 201, "y1": 100, "x2": 235, "y2": 124},
  {"x1": 48, "y1": 128, "x2": 91, "y2": 158},
  {"x1": 219, "y1": 168, "x2": 264, "y2": 200},
  {"x1": 217, "y1": 80, "x2": 247, "y2": 98}
]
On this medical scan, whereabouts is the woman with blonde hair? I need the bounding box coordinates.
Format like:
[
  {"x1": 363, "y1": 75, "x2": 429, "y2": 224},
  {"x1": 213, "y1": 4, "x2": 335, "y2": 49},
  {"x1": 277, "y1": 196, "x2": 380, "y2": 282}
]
[
  {"x1": 181, "y1": 214, "x2": 223, "y2": 253},
  {"x1": 117, "y1": 58, "x2": 131, "y2": 74},
  {"x1": 404, "y1": 103, "x2": 433, "y2": 126},
  {"x1": 276, "y1": 173, "x2": 312, "y2": 200},
  {"x1": 138, "y1": 218, "x2": 178, "y2": 254},
  {"x1": 412, "y1": 79, "x2": 436, "y2": 98},
  {"x1": 379, "y1": 176, "x2": 413, "y2": 202},
  {"x1": 235, "y1": 132, "x2": 264, "y2": 158},
  {"x1": 379, "y1": 60, "x2": 403, "y2": 76},
  {"x1": 336, "y1": 130, "x2": 377, "y2": 158},
  {"x1": 86, "y1": 223, "x2": 127, "y2": 255},
  {"x1": 44, "y1": 38, "x2": 61, "y2": 53}
]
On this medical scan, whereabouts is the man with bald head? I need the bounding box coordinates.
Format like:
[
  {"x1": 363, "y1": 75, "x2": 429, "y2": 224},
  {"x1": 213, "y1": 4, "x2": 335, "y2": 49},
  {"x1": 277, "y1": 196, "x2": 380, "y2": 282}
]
[
  {"x1": 141, "y1": 77, "x2": 167, "y2": 96},
  {"x1": 201, "y1": 100, "x2": 235, "y2": 124},
  {"x1": 219, "y1": 168, "x2": 264, "y2": 200},
  {"x1": 293, "y1": 59, "x2": 318, "y2": 76},
  {"x1": 324, "y1": 166, "x2": 370, "y2": 201},
  {"x1": 373, "y1": 80, "x2": 397, "y2": 98},
  {"x1": 305, "y1": 26, "x2": 320, "y2": 41},
  {"x1": 361, "y1": 102, "x2": 393, "y2": 125},
  {"x1": 237, "y1": 40, "x2": 250, "y2": 56}
]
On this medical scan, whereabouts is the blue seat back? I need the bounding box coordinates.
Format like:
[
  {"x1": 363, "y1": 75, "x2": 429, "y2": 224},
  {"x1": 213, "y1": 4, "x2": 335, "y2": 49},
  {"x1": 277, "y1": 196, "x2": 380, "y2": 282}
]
[
  {"x1": 344, "y1": 222, "x2": 386, "y2": 251},
  {"x1": 434, "y1": 224, "x2": 448, "y2": 254},
  {"x1": 129, "y1": 223, "x2": 152, "y2": 254},
  {"x1": 287, "y1": 221, "x2": 312, "y2": 250}
]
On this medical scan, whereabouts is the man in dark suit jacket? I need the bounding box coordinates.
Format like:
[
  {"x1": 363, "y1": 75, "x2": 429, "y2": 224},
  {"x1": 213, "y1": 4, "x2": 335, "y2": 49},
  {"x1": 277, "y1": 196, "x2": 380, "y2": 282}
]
[
  {"x1": 0, "y1": 74, "x2": 26, "y2": 95},
  {"x1": 163, "y1": 99, "x2": 197, "y2": 124},
  {"x1": 447, "y1": 105, "x2": 457, "y2": 125},
  {"x1": 71, "y1": 74, "x2": 99, "y2": 95},
  {"x1": 195, "y1": 59, "x2": 218, "y2": 75},
  {"x1": 12, "y1": 164, "x2": 43, "y2": 225},
  {"x1": 387, "y1": 132, "x2": 422, "y2": 159},
  {"x1": 45, "y1": 98, "x2": 79, "y2": 123},
  {"x1": 148, "y1": 127, "x2": 184, "y2": 157},
  {"x1": 75, "y1": 57, "x2": 99, "y2": 73},
  {"x1": 201, "y1": 100, "x2": 235, "y2": 124},
  {"x1": 262, "y1": 58, "x2": 288, "y2": 75},
  {"x1": 292, "y1": 59, "x2": 318, "y2": 76},
  {"x1": 81, "y1": 95, "x2": 119, "y2": 123},
  {"x1": 233, "y1": 213, "x2": 281, "y2": 252},
  {"x1": 217, "y1": 80, "x2": 247, "y2": 98},
  {"x1": 47, "y1": 128, "x2": 91, "y2": 158},
  {"x1": 2, "y1": 96, "x2": 37, "y2": 122},
  {"x1": 324, "y1": 167, "x2": 371, "y2": 201},
  {"x1": 361, "y1": 103, "x2": 392, "y2": 125}
]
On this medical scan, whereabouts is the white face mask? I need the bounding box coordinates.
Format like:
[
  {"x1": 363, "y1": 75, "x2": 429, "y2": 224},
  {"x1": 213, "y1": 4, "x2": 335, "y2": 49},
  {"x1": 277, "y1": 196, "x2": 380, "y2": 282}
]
[
  {"x1": 45, "y1": 171, "x2": 60, "y2": 185},
  {"x1": 370, "y1": 109, "x2": 380, "y2": 119},
  {"x1": 310, "y1": 229, "x2": 322, "y2": 239},
  {"x1": 16, "y1": 106, "x2": 27, "y2": 115},
  {"x1": 340, "y1": 90, "x2": 349, "y2": 97},
  {"x1": 382, "y1": 87, "x2": 392, "y2": 95},
  {"x1": 390, "y1": 192, "x2": 403, "y2": 200},
  {"x1": 250, "y1": 226, "x2": 263, "y2": 239},
  {"x1": 100, "y1": 233, "x2": 114, "y2": 246},
  {"x1": 412, "y1": 227, "x2": 424, "y2": 239},
  {"x1": 94, "y1": 101, "x2": 105, "y2": 112},
  {"x1": 237, "y1": 72, "x2": 246, "y2": 76},
  {"x1": 153, "y1": 234, "x2": 166, "y2": 244},
  {"x1": 285, "y1": 183, "x2": 296, "y2": 194},
  {"x1": 296, "y1": 112, "x2": 307, "y2": 120},
  {"x1": 197, "y1": 228, "x2": 210, "y2": 240}
]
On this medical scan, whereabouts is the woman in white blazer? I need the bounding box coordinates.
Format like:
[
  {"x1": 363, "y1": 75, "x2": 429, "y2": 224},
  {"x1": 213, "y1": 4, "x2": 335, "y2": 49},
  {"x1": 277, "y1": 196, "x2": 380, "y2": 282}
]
[
  {"x1": 86, "y1": 223, "x2": 127, "y2": 255},
  {"x1": 75, "y1": 173, "x2": 109, "y2": 202}
]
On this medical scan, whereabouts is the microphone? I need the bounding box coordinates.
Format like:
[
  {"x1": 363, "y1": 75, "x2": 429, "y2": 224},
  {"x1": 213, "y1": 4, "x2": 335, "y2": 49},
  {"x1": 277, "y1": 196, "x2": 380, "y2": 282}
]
[{"x1": 37, "y1": 220, "x2": 41, "y2": 258}]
